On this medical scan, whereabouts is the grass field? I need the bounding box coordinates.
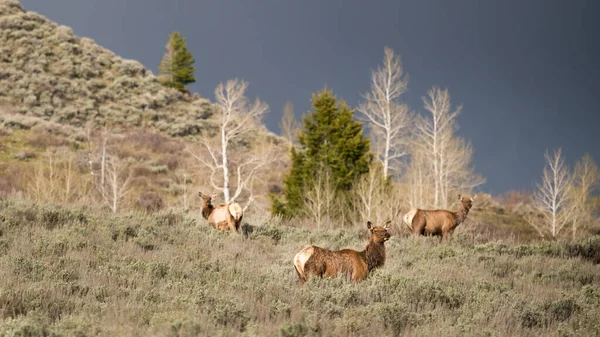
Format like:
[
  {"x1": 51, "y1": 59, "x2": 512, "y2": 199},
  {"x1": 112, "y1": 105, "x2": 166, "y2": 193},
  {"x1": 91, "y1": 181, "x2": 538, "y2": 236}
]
[{"x1": 1, "y1": 197, "x2": 599, "y2": 337}]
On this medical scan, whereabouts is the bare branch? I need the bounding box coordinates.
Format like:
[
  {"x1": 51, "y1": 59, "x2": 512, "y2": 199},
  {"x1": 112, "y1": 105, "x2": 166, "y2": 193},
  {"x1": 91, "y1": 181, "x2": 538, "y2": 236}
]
[
  {"x1": 194, "y1": 78, "x2": 271, "y2": 207},
  {"x1": 280, "y1": 100, "x2": 300, "y2": 145},
  {"x1": 412, "y1": 87, "x2": 482, "y2": 208},
  {"x1": 357, "y1": 47, "x2": 412, "y2": 177},
  {"x1": 529, "y1": 148, "x2": 573, "y2": 238}
]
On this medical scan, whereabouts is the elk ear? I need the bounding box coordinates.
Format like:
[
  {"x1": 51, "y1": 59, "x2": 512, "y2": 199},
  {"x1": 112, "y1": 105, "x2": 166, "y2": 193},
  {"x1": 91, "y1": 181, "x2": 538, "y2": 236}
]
[
  {"x1": 198, "y1": 192, "x2": 203, "y2": 198},
  {"x1": 471, "y1": 195, "x2": 477, "y2": 201},
  {"x1": 457, "y1": 194, "x2": 462, "y2": 200},
  {"x1": 384, "y1": 221, "x2": 392, "y2": 230},
  {"x1": 366, "y1": 221, "x2": 373, "y2": 230}
]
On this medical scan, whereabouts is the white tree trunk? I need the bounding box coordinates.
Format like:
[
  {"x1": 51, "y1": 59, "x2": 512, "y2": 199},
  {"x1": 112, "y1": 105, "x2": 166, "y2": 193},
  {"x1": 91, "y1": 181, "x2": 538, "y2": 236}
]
[
  {"x1": 221, "y1": 124, "x2": 230, "y2": 202},
  {"x1": 357, "y1": 47, "x2": 411, "y2": 179},
  {"x1": 414, "y1": 87, "x2": 484, "y2": 209},
  {"x1": 529, "y1": 148, "x2": 573, "y2": 238},
  {"x1": 192, "y1": 78, "x2": 270, "y2": 208}
]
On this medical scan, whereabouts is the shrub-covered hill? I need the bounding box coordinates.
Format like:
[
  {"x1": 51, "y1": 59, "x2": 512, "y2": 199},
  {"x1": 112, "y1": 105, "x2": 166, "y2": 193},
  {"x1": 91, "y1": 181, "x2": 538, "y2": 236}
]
[
  {"x1": 1, "y1": 198, "x2": 599, "y2": 337},
  {"x1": 0, "y1": 0, "x2": 215, "y2": 137},
  {"x1": 0, "y1": 0, "x2": 289, "y2": 210}
]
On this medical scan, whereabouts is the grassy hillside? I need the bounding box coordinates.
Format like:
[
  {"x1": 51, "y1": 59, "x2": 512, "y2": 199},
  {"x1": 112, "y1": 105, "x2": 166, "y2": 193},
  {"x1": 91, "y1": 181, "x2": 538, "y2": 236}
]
[
  {"x1": 1, "y1": 2, "x2": 599, "y2": 334},
  {"x1": 0, "y1": 0, "x2": 213, "y2": 137},
  {"x1": 0, "y1": 0, "x2": 288, "y2": 211},
  {"x1": 1, "y1": 198, "x2": 599, "y2": 337}
]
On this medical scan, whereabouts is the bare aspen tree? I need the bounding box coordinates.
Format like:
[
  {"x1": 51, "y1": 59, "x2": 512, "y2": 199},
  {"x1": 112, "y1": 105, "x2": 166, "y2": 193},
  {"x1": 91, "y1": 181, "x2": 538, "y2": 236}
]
[
  {"x1": 414, "y1": 87, "x2": 483, "y2": 208},
  {"x1": 417, "y1": 87, "x2": 459, "y2": 208},
  {"x1": 355, "y1": 165, "x2": 382, "y2": 222},
  {"x1": 191, "y1": 78, "x2": 269, "y2": 203},
  {"x1": 89, "y1": 128, "x2": 109, "y2": 202},
  {"x1": 230, "y1": 140, "x2": 275, "y2": 211},
  {"x1": 570, "y1": 154, "x2": 599, "y2": 239},
  {"x1": 28, "y1": 148, "x2": 83, "y2": 204},
  {"x1": 303, "y1": 168, "x2": 337, "y2": 229},
  {"x1": 405, "y1": 148, "x2": 432, "y2": 208},
  {"x1": 280, "y1": 100, "x2": 300, "y2": 145},
  {"x1": 440, "y1": 136, "x2": 485, "y2": 207},
  {"x1": 90, "y1": 131, "x2": 133, "y2": 213},
  {"x1": 358, "y1": 47, "x2": 412, "y2": 178},
  {"x1": 98, "y1": 154, "x2": 133, "y2": 213},
  {"x1": 527, "y1": 148, "x2": 573, "y2": 238},
  {"x1": 353, "y1": 164, "x2": 403, "y2": 226},
  {"x1": 99, "y1": 126, "x2": 108, "y2": 187},
  {"x1": 157, "y1": 39, "x2": 174, "y2": 84}
]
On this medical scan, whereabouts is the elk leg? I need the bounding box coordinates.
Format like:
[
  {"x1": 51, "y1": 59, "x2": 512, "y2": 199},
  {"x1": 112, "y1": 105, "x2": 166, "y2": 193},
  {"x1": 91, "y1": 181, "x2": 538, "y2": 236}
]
[
  {"x1": 441, "y1": 231, "x2": 451, "y2": 242},
  {"x1": 227, "y1": 218, "x2": 238, "y2": 233},
  {"x1": 295, "y1": 266, "x2": 306, "y2": 286}
]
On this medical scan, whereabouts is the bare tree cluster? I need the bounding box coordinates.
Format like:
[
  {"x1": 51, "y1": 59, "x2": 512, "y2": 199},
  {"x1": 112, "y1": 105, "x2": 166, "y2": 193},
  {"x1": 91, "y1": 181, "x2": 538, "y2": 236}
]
[
  {"x1": 191, "y1": 78, "x2": 273, "y2": 209},
  {"x1": 570, "y1": 154, "x2": 599, "y2": 238},
  {"x1": 358, "y1": 47, "x2": 412, "y2": 178},
  {"x1": 89, "y1": 128, "x2": 133, "y2": 213},
  {"x1": 410, "y1": 87, "x2": 485, "y2": 209},
  {"x1": 526, "y1": 149, "x2": 573, "y2": 238},
  {"x1": 280, "y1": 100, "x2": 300, "y2": 146},
  {"x1": 356, "y1": 47, "x2": 484, "y2": 215},
  {"x1": 302, "y1": 168, "x2": 338, "y2": 229},
  {"x1": 352, "y1": 164, "x2": 404, "y2": 230},
  {"x1": 25, "y1": 127, "x2": 137, "y2": 214},
  {"x1": 27, "y1": 147, "x2": 91, "y2": 204},
  {"x1": 527, "y1": 149, "x2": 599, "y2": 239}
]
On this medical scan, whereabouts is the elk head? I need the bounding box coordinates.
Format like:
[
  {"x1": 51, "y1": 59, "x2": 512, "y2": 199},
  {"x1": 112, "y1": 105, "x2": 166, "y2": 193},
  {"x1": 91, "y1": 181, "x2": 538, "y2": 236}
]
[
  {"x1": 457, "y1": 194, "x2": 474, "y2": 211},
  {"x1": 198, "y1": 192, "x2": 218, "y2": 205},
  {"x1": 367, "y1": 220, "x2": 392, "y2": 243}
]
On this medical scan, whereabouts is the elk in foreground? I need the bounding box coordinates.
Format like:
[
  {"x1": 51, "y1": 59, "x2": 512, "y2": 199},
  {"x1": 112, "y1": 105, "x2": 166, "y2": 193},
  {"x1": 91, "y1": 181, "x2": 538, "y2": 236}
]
[
  {"x1": 293, "y1": 221, "x2": 391, "y2": 285},
  {"x1": 403, "y1": 194, "x2": 475, "y2": 241},
  {"x1": 198, "y1": 192, "x2": 243, "y2": 233}
]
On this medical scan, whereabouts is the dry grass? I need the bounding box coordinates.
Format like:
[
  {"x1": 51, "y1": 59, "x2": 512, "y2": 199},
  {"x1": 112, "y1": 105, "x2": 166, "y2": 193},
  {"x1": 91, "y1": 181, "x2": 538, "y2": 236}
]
[{"x1": 0, "y1": 197, "x2": 599, "y2": 337}]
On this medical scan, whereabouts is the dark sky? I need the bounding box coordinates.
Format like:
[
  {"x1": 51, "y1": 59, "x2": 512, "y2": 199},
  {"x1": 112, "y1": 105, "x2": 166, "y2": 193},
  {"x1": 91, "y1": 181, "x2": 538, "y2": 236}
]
[{"x1": 19, "y1": 0, "x2": 600, "y2": 195}]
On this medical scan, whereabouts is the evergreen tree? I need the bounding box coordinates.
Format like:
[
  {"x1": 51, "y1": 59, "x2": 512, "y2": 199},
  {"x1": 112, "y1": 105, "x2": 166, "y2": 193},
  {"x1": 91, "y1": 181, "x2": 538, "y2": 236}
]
[
  {"x1": 272, "y1": 88, "x2": 372, "y2": 217},
  {"x1": 158, "y1": 32, "x2": 196, "y2": 93}
]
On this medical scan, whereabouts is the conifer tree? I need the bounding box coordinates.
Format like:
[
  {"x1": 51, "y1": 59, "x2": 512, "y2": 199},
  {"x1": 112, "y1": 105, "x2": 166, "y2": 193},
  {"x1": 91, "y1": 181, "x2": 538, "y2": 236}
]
[
  {"x1": 158, "y1": 32, "x2": 196, "y2": 93},
  {"x1": 272, "y1": 88, "x2": 372, "y2": 217}
]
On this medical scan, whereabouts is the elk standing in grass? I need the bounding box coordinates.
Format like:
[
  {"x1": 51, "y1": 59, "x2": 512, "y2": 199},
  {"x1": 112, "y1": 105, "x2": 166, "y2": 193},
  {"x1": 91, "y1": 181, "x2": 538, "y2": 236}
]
[
  {"x1": 198, "y1": 192, "x2": 243, "y2": 233},
  {"x1": 403, "y1": 194, "x2": 475, "y2": 241},
  {"x1": 293, "y1": 221, "x2": 391, "y2": 285}
]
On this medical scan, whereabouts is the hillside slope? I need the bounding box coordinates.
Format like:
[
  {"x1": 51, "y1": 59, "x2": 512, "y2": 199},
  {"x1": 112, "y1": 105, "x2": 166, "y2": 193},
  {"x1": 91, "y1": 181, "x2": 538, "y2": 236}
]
[
  {"x1": 0, "y1": 199, "x2": 599, "y2": 336},
  {"x1": 0, "y1": 0, "x2": 213, "y2": 137},
  {"x1": 0, "y1": 0, "x2": 288, "y2": 211}
]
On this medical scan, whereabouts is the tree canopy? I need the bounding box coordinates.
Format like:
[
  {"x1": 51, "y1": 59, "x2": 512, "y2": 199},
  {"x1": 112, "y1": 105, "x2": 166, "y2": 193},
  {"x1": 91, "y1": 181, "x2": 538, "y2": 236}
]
[
  {"x1": 272, "y1": 88, "x2": 372, "y2": 217},
  {"x1": 158, "y1": 32, "x2": 196, "y2": 93}
]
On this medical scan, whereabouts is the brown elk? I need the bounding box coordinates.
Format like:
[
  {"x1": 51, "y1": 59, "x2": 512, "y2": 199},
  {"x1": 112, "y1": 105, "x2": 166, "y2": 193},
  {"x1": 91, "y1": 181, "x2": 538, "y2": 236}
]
[
  {"x1": 403, "y1": 194, "x2": 475, "y2": 241},
  {"x1": 198, "y1": 192, "x2": 243, "y2": 233},
  {"x1": 293, "y1": 221, "x2": 391, "y2": 285}
]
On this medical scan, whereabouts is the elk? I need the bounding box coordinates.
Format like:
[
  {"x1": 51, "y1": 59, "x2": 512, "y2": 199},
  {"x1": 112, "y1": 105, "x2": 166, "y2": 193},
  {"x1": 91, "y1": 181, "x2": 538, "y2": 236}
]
[
  {"x1": 198, "y1": 192, "x2": 243, "y2": 233},
  {"x1": 293, "y1": 220, "x2": 391, "y2": 285},
  {"x1": 403, "y1": 194, "x2": 475, "y2": 241}
]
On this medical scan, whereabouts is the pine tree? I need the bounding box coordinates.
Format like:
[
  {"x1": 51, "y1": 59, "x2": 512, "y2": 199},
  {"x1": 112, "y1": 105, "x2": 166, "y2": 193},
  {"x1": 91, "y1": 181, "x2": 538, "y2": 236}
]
[
  {"x1": 272, "y1": 88, "x2": 372, "y2": 217},
  {"x1": 158, "y1": 32, "x2": 196, "y2": 93}
]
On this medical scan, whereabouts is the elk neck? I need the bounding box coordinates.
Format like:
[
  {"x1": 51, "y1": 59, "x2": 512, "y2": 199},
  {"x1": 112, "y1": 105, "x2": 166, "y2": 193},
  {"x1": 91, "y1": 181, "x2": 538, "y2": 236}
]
[
  {"x1": 201, "y1": 202, "x2": 214, "y2": 220},
  {"x1": 362, "y1": 240, "x2": 386, "y2": 271},
  {"x1": 454, "y1": 204, "x2": 470, "y2": 224}
]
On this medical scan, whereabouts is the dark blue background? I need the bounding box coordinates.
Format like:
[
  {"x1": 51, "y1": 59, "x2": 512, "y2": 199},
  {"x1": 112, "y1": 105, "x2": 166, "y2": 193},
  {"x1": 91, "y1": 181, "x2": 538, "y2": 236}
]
[{"x1": 20, "y1": 0, "x2": 600, "y2": 194}]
